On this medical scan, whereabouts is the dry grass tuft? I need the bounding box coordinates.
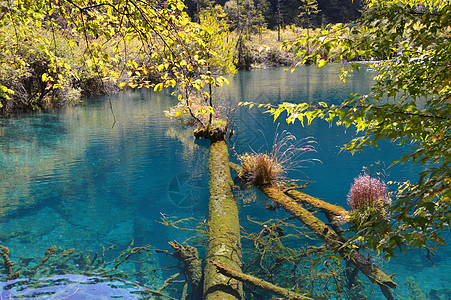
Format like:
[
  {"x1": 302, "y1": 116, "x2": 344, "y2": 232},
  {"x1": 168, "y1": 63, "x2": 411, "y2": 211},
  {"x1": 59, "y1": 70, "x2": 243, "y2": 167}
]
[
  {"x1": 238, "y1": 127, "x2": 319, "y2": 187},
  {"x1": 238, "y1": 152, "x2": 283, "y2": 186}
]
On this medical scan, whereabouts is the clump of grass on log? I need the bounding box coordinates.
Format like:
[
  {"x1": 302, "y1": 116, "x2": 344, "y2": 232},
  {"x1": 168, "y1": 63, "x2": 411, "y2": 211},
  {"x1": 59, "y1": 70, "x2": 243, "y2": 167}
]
[
  {"x1": 238, "y1": 128, "x2": 319, "y2": 187},
  {"x1": 238, "y1": 152, "x2": 283, "y2": 186}
]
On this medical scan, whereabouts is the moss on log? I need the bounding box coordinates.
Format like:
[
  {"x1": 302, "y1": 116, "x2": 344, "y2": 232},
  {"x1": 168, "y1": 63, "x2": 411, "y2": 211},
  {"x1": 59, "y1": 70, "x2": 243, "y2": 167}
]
[
  {"x1": 285, "y1": 189, "x2": 348, "y2": 217},
  {"x1": 258, "y1": 185, "x2": 397, "y2": 299},
  {"x1": 204, "y1": 140, "x2": 243, "y2": 300},
  {"x1": 169, "y1": 241, "x2": 203, "y2": 299},
  {"x1": 194, "y1": 125, "x2": 227, "y2": 142},
  {"x1": 230, "y1": 162, "x2": 348, "y2": 217},
  {"x1": 211, "y1": 261, "x2": 313, "y2": 300}
]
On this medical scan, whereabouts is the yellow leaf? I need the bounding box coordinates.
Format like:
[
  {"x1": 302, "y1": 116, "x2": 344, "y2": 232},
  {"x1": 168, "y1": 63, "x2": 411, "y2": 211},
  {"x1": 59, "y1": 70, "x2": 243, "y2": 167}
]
[
  {"x1": 176, "y1": 1, "x2": 185, "y2": 11},
  {"x1": 154, "y1": 83, "x2": 163, "y2": 92},
  {"x1": 318, "y1": 59, "x2": 327, "y2": 68}
]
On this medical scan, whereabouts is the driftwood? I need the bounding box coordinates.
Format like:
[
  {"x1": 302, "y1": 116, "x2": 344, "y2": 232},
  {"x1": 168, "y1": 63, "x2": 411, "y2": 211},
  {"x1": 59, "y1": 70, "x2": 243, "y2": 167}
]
[
  {"x1": 259, "y1": 185, "x2": 397, "y2": 300},
  {"x1": 203, "y1": 140, "x2": 243, "y2": 300},
  {"x1": 210, "y1": 260, "x2": 313, "y2": 300},
  {"x1": 168, "y1": 241, "x2": 203, "y2": 299}
]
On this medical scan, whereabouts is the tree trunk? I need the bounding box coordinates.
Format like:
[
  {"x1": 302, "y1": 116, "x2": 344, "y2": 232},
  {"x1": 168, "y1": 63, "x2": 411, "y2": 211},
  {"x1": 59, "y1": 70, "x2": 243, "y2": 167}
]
[
  {"x1": 285, "y1": 189, "x2": 348, "y2": 217},
  {"x1": 258, "y1": 185, "x2": 397, "y2": 300},
  {"x1": 203, "y1": 140, "x2": 243, "y2": 300}
]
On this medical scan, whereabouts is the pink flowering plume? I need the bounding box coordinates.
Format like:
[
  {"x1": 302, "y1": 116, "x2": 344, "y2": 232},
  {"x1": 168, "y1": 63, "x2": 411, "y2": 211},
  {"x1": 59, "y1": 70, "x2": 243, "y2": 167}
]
[{"x1": 347, "y1": 174, "x2": 389, "y2": 210}]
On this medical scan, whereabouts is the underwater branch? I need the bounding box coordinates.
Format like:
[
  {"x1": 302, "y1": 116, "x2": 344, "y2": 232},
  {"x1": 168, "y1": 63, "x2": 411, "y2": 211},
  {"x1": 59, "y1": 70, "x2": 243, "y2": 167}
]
[
  {"x1": 169, "y1": 241, "x2": 203, "y2": 299},
  {"x1": 0, "y1": 245, "x2": 20, "y2": 281},
  {"x1": 210, "y1": 260, "x2": 313, "y2": 300}
]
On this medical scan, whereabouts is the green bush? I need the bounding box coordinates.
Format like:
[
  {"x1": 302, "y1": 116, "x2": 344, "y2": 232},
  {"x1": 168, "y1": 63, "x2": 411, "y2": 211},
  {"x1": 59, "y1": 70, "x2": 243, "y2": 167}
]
[{"x1": 0, "y1": 25, "x2": 111, "y2": 113}]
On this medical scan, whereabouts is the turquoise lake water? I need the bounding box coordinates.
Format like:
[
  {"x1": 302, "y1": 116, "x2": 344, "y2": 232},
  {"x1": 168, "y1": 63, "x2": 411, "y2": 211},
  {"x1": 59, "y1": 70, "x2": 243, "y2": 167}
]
[{"x1": 0, "y1": 65, "x2": 449, "y2": 299}]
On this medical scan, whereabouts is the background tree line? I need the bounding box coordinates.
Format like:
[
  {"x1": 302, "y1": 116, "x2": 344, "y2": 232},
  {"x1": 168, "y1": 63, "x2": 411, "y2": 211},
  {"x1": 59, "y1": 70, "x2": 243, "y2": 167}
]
[
  {"x1": 185, "y1": 0, "x2": 363, "y2": 33},
  {"x1": 0, "y1": 0, "x2": 362, "y2": 113}
]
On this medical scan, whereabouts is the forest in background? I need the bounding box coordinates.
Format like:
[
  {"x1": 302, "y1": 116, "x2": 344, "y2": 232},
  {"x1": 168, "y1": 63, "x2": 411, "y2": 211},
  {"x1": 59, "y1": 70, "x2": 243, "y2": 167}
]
[
  {"x1": 0, "y1": 0, "x2": 362, "y2": 113},
  {"x1": 184, "y1": 0, "x2": 363, "y2": 32}
]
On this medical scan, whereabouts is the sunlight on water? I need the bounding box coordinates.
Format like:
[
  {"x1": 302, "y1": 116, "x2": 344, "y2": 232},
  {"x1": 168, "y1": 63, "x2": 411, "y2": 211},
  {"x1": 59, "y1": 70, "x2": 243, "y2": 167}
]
[{"x1": 0, "y1": 65, "x2": 449, "y2": 298}]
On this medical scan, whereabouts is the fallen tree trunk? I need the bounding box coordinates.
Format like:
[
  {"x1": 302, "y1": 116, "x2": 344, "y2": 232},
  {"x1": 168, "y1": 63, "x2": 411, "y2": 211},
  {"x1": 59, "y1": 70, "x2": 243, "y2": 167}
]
[
  {"x1": 210, "y1": 261, "x2": 313, "y2": 300},
  {"x1": 258, "y1": 185, "x2": 397, "y2": 300},
  {"x1": 203, "y1": 140, "x2": 243, "y2": 300},
  {"x1": 230, "y1": 162, "x2": 348, "y2": 217},
  {"x1": 285, "y1": 189, "x2": 348, "y2": 217}
]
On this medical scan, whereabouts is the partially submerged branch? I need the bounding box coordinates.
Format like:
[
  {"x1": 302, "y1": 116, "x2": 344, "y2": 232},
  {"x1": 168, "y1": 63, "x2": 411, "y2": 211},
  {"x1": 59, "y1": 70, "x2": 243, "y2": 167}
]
[
  {"x1": 232, "y1": 161, "x2": 395, "y2": 297},
  {"x1": 258, "y1": 185, "x2": 397, "y2": 299},
  {"x1": 169, "y1": 241, "x2": 203, "y2": 299},
  {"x1": 285, "y1": 189, "x2": 348, "y2": 217},
  {"x1": 231, "y1": 162, "x2": 348, "y2": 217},
  {"x1": 210, "y1": 260, "x2": 313, "y2": 300}
]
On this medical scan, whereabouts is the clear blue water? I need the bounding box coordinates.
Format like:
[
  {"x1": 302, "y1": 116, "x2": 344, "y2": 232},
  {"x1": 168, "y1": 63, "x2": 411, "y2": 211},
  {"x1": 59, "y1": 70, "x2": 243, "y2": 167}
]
[{"x1": 0, "y1": 65, "x2": 449, "y2": 299}]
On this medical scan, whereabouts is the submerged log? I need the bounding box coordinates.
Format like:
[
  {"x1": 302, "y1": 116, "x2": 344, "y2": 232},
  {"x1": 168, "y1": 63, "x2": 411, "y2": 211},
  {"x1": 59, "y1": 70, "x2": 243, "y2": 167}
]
[
  {"x1": 204, "y1": 140, "x2": 243, "y2": 300},
  {"x1": 169, "y1": 241, "x2": 203, "y2": 299},
  {"x1": 210, "y1": 261, "x2": 313, "y2": 300},
  {"x1": 0, "y1": 245, "x2": 20, "y2": 281},
  {"x1": 258, "y1": 185, "x2": 397, "y2": 299}
]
